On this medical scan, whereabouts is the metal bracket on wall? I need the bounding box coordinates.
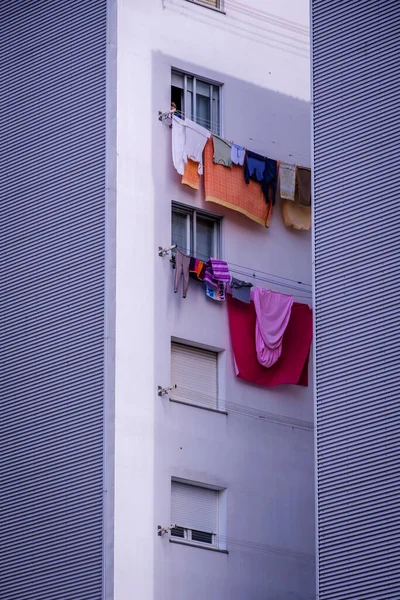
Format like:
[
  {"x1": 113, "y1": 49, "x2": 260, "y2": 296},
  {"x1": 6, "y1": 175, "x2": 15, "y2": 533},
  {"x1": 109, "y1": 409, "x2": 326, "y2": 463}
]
[
  {"x1": 158, "y1": 384, "x2": 177, "y2": 397},
  {"x1": 158, "y1": 524, "x2": 177, "y2": 536},
  {"x1": 158, "y1": 244, "x2": 176, "y2": 257}
]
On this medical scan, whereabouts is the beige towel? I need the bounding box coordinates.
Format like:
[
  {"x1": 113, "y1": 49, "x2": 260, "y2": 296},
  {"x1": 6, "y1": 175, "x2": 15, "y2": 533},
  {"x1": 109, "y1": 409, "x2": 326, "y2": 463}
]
[{"x1": 279, "y1": 163, "x2": 296, "y2": 200}]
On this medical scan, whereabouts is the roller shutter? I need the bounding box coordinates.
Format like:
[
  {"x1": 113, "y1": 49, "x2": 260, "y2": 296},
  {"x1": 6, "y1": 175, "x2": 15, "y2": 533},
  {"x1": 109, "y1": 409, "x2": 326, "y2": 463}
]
[
  {"x1": 171, "y1": 481, "x2": 218, "y2": 534},
  {"x1": 171, "y1": 342, "x2": 218, "y2": 409}
]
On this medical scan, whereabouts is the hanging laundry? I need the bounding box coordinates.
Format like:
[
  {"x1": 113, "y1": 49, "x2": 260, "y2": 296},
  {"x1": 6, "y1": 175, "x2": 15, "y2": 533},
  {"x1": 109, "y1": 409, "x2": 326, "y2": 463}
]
[
  {"x1": 279, "y1": 163, "x2": 296, "y2": 201},
  {"x1": 204, "y1": 140, "x2": 272, "y2": 227},
  {"x1": 184, "y1": 118, "x2": 211, "y2": 174},
  {"x1": 182, "y1": 159, "x2": 200, "y2": 190},
  {"x1": 206, "y1": 281, "x2": 226, "y2": 302},
  {"x1": 244, "y1": 150, "x2": 265, "y2": 183},
  {"x1": 245, "y1": 151, "x2": 278, "y2": 205},
  {"x1": 230, "y1": 277, "x2": 253, "y2": 304},
  {"x1": 189, "y1": 257, "x2": 206, "y2": 281},
  {"x1": 231, "y1": 143, "x2": 245, "y2": 166},
  {"x1": 281, "y1": 186, "x2": 311, "y2": 230},
  {"x1": 174, "y1": 249, "x2": 191, "y2": 298},
  {"x1": 171, "y1": 115, "x2": 211, "y2": 176},
  {"x1": 253, "y1": 288, "x2": 293, "y2": 368},
  {"x1": 212, "y1": 135, "x2": 232, "y2": 167},
  {"x1": 262, "y1": 158, "x2": 278, "y2": 206},
  {"x1": 172, "y1": 115, "x2": 186, "y2": 175},
  {"x1": 296, "y1": 166, "x2": 311, "y2": 206},
  {"x1": 227, "y1": 294, "x2": 313, "y2": 387},
  {"x1": 203, "y1": 258, "x2": 230, "y2": 286}
]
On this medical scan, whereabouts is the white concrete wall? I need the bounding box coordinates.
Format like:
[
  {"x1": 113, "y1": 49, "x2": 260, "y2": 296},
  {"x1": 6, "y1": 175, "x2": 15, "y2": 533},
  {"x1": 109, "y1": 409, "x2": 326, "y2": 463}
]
[{"x1": 114, "y1": 1, "x2": 314, "y2": 599}]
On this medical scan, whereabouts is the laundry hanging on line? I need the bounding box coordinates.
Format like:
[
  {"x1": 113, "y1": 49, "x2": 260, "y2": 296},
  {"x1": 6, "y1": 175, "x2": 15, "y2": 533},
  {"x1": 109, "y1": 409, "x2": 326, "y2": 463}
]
[
  {"x1": 212, "y1": 135, "x2": 232, "y2": 168},
  {"x1": 168, "y1": 114, "x2": 312, "y2": 229},
  {"x1": 227, "y1": 293, "x2": 313, "y2": 387},
  {"x1": 253, "y1": 287, "x2": 293, "y2": 368},
  {"x1": 244, "y1": 150, "x2": 278, "y2": 206},
  {"x1": 279, "y1": 163, "x2": 296, "y2": 201},
  {"x1": 172, "y1": 115, "x2": 210, "y2": 175},
  {"x1": 230, "y1": 277, "x2": 253, "y2": 304},
  {"x1": 231, "y1": 143, "x2": 245, "y2": 166},
  {"x1": 204, "y1": 138, "x2": 273, "y2": 227}
]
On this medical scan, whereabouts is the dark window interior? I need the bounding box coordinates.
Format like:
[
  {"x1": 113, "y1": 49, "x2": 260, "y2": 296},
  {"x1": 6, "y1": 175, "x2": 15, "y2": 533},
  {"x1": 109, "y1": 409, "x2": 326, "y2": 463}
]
[
  {"x1": 191, "y1": 530, "x2": 213, "y2": 544},
  {"x1": 171, "y1": 526, "x2": 185, "y2": 538},
  {"x1": 171, "y1": 86, "x2": 183, "y2": 115}
]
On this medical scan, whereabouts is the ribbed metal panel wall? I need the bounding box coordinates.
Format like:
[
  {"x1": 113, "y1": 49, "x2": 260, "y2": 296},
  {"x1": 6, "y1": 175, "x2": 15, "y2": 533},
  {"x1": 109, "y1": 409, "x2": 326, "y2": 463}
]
[
  {"x1": 312, "y1": 2, "x2": 400, "y2": 599},
  {"x1": 0, "y1": 2, "x2": 108, "y2": 599}
]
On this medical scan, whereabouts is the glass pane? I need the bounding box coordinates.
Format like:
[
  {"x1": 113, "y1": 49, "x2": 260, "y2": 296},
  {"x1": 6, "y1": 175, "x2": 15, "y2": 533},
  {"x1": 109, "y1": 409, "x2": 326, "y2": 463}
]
[
  {"x1": 171, "y1": 526, "x2": 185, "y2": 538},
  {"x1": 196, "y1": 80, "x2": 211, "y2": 130},
  {"x1": 191, "y1": 530, "x2": 213, "y2": 544},
  {"x1": 196, "y1": 216, "x2": 215, "y2": 260},
  {"x1": 172, "y1": 210, "x2": 189, "y2": 253},
  {"x1": 211, "y1": 85, "x2": 220, "y2": 135}
]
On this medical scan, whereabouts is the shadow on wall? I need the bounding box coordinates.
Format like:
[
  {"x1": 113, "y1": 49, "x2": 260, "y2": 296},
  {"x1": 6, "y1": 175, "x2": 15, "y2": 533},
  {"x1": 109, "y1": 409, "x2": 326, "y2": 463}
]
[{"x1": 151, "y1": 51, "x2": 314, "y2": 600}]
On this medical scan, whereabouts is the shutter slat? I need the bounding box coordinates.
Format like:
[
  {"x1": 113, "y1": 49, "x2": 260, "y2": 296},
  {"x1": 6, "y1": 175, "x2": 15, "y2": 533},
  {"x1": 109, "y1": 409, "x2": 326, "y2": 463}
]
[
  {"x1": 171, "y1": 482, "x2": 218, "y2": 533},
  {"x1": 171, "y1": 343, "x2": 218, "y2": 409}
]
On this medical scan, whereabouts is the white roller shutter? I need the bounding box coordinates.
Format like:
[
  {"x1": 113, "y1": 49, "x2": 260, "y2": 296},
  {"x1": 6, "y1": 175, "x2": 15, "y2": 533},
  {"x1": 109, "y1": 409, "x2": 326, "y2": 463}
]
[
  {"x1": 171, "y1": 482, "x2": 218, "y2": 534},
  {"x1": 171, "y1": 342, "x2": 218, "y2": 409},
  {"x1": 171, "y1": 70, "x2": 184, "y2": 89}
]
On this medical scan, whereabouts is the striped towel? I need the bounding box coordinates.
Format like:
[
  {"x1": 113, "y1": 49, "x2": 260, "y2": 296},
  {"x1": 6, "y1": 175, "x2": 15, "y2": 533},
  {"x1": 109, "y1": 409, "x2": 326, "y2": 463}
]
[{"x1": 203, "y1": 258, "x2": 230, "y2": 286}]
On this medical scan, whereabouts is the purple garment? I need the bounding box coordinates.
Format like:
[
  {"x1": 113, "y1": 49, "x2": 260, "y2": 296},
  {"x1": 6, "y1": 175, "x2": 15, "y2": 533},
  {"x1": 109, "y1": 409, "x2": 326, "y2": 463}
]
[
  {"x1": 253, "y1": 287, "x2": 293, "y2": 368},
  {"x1": 231, "y1": 143, "x2": 245, "y2": 166},
  {"x1": 203, "y1": 258, "x2": 230, "y2": 286}
]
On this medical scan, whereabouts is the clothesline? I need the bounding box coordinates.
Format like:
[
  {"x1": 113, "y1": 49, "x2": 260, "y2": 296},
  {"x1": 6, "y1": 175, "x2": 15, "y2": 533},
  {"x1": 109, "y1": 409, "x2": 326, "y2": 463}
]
[
  {"x1": 173, "y1": 245, "x2": 312, "y2": 297},
  {"x1": 164, "y1": 108, "x2": 310, "y2": 170},
  {"x1": 170, "y1": 385, "x2": 314, "y2": 430}
]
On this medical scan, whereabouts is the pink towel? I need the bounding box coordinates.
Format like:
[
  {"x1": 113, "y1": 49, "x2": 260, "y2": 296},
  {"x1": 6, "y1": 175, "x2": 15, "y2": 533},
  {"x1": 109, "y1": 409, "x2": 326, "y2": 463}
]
[{"x1": 253, "y1": 288, "x2": 294, "y2": 368}]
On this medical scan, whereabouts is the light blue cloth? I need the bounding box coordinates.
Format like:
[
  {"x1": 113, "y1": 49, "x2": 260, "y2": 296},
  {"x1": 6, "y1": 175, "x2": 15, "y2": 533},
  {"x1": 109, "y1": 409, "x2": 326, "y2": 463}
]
[{"x1": 231, "y1": 143, "x2": 245, "y2": 166}]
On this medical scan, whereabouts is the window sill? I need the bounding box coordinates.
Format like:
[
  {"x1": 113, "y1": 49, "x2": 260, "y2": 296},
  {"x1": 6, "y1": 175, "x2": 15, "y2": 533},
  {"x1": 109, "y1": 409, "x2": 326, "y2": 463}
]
[
  {"x1": 186, "y1": 1, "x2": 226, "y2": 14},
  {"x1": 169, "y1": 398, "x2": 228, "y2": 416},
  {"x1": 170, "y1": 539, "x2": 229, "y2": 554}
]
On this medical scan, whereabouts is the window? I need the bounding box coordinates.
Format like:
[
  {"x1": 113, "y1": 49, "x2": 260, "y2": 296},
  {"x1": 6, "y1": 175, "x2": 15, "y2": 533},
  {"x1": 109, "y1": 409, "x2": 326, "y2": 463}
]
[
  {"x1": 171, "y1": 481, "x2": 219, "y2": 548},
  {"x1": 171, "y1": 342, "x2": 218, "y2": 410},
  {"x1": 186, "y1": 0, "x2": 223, "y2": 11},
  {"x1": 171, "y1": 203, "x2": 221, "y2": 260},
  {"x1": 171, "y1": 69, "x2": 222, "y2": 135}
]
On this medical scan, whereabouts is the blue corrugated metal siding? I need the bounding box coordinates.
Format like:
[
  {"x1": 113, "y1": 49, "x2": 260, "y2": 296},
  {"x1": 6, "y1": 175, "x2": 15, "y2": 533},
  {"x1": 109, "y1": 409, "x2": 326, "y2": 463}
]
[
  {"x1": 312, "y1": 1, "x2": 400, "y2": 599},
  {"x1": 0, "y1": 2, "x2": 108, "y2": 599}
]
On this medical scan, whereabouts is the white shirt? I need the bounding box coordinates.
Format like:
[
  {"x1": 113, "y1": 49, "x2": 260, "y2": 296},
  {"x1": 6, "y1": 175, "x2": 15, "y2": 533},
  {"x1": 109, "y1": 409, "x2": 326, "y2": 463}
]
[{"x1": 172, "y1": 115, "x2": 211, "y2": 175}]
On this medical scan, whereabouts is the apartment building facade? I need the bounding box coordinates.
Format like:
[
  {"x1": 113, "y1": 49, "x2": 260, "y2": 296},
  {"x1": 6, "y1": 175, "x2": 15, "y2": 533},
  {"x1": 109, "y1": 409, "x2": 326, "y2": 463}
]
[{"x1": 0, "y1": 1, "x2": 314, "y2": 599}]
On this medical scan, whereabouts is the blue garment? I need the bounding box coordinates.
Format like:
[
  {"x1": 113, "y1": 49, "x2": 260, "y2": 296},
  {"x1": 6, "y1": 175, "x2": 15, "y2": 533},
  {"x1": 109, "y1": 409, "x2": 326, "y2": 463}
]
[
  {"x1": 231, "y1": 143, "x2": 245, "y2": 166},
  {"x1": 262, "y1": 158, "x2": 278, "y2": 206},
  {"x1": 244, "y1": 151, "x2": 278, "y2": 205},
  {"x1": 244, "y1": 150, "x2": 265, "y2": 183}
]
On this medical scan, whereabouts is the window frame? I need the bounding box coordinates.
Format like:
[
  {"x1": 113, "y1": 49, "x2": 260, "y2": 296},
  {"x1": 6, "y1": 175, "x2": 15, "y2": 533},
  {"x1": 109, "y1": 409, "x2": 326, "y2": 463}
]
[
  {"x1": 171, "y1": 202, "x2": 222, "y2": 261},
  {"x1": 171, "y1": 68, "x2": 223, "y2": 135},
  {"x1": 170, "y1": 479, "x2": 226, "y2": 551},
  {"x1": 186, "y1": 0, "x2": 225, "y2": 13}
]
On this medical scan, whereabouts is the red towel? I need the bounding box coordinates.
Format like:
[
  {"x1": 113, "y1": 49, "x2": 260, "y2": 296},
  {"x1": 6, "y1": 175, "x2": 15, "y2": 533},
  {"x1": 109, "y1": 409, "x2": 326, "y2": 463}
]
[{"x1": 227, "y1": 294, "x2": 313, "y2": 387}]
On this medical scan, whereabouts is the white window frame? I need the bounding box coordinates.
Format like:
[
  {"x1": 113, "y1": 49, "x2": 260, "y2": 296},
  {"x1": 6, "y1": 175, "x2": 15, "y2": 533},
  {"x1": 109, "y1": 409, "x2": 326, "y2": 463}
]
[
  {"x1": 171, "y1": 202, "x2": 222, "y2": 261},
  {"x1": 186, "y1": 0, "x2": 224, "y2": 13},
  {"x1": 171, "y1": 526, "x2": 218, "y2": 548},
  {"x1": 171, "y1": 69, "x2": 223, "y2": 135},
  {"x1": 170, "y1": 479, "x2": 227, "y2": 551}
]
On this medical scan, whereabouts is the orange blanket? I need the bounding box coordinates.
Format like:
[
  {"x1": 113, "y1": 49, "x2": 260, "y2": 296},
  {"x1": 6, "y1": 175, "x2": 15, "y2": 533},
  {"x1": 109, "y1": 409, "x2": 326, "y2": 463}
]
[
  {"x1": 204, "y1": 138, "x2": 272, "y2": 227},
  {"x1": 182, "y1": 159, "x2": 201, "y2": 190}
]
